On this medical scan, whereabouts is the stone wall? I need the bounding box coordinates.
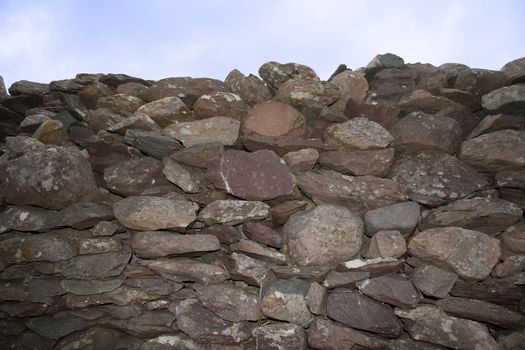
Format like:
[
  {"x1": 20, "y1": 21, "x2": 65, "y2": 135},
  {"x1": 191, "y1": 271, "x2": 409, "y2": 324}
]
[{"x1": 0, "y1": 54, "x2": 524, "y2": 349}]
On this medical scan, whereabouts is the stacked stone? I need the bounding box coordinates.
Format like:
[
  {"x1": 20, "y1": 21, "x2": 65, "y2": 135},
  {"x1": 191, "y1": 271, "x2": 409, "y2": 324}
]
[{"x1": 0, "y1": 55, "x2": 524, "y2": 349}]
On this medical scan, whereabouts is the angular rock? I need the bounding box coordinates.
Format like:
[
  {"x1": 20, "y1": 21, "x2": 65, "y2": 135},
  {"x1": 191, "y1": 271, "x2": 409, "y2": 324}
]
[
  {"x1": 283, "y1": 205, "x2": 363, "y2": 266},
  {"x1": 318, "y1": 148, "x2": 395, "y2": 177},
  {"x1": 451, "y1": 275, "x2": 525, "y2": 305},
  {"x1": 241, "y1": 134, "x2": 335, "y2": 157},
  {"x1": 276, "y1": 79, "x2": 341, "y2": 110},
  {"x1": 408, "y1": 227, "x2": 500, "y2": 281},
  {"x1": 175, "y1": 299, "x2": 252, "y2": 344},
  {"x1": 305, "y1": 282, "x2": 327, "y2": 315},
  {"x1": 55, "y1": 202, "x2": 114, "y2": 229},
  {"x1": 364, "y1": 230, "x2": 407, "y2": 258},
  {"x1": 467, "y1": 114, "x2": 525, "y2": 139},
  {"x1": 124, "y1": 276, "x2": 183, "y2": 295},
  {"x1": 437, "y1": 296, "x2": 525, "y2": 328},
  {"x1": 136, "y1": 96, "x2": 192, "y2": 126},
  {"x1": 364, "y1": 201, "x2": 420, "y2": 237},
  {"x1": 242, "y1": 221, "x2": 283, "y2": 248},
  {"x1": 96, "y1": 94, "x2": 144, "y2": 116},
  {"x1": 389, "y1": 150, "x2": 489, "y2": 206},
  {"x1": 144, "y1": 258, "x2": 228, "y2": 284},
  {"x1": 459, "y1": 130, "x2": 525, "y2": 173},
  {"x1": 322, "y1": 270, "x2": 370, "y2": 289},
  {"x1": 327, "y1": 288, "x2": 402, "y2": 338},
  {"x1": 80, "y1": 130, "x2": 140, "y2": 172},
  {"x1": 297, "y1": 170, "x2": 408, "y2": 214},
  {"x1": 409, "y1": 263, "x2": 458, "y2": 298},
  {"x1": 273, "y1": 265, "x2": 332, "y2": 283},
  {"x1": 261, "y1": 278, "x2": 313, "y2": 327},
  {"x1": 199, "y1": 224, "x2": 241, "y2": 244},
  {"x1": 9, "y1": 80, "x2": 49, "y2": 95},
  {"x1": 226, "y1": 252, "x2": 273, "y2": 286},
  {"x1": 259, "y1": 61, "x2": 319, "y2": 89},
  {"x1": 107, "y1": 113, "x2": 160, "y2": 135},
  {"x1": 113, "y1": 196, "x2": 198, "y2": 231},
  {"x1": 435, "y1": 103, "x2": 480, "y2": 138},
  {"x1": 356, "y1": 273, "x2": 421, "y2": 308},
  {"x1": 55, "y1": 246, "x2": 131, "y2": 279},
  {"x1": 231, "y1": 239, "x2": 286, "y2": 265},
  {"x1": 130, "y1": 231, "x2": 219, "y2": 259},
  {"x1": 164, "y1": 116, "x2": 240, "y2": 147},
  {"x1": 330, "y1": 70, "x2": 369, "y2": 112},
  {"x1": 390, "y1": 112, "x2": 462, "y2": 154},
  {"x1": 336, "y1": 257, "x2": 404, "y2": 276},
  {"x1": 193, "y1": 92, "x2": 250, "y2": 120},
  {"x1": 454, "y1": 68, "x2": 508, "y2": 99},
  {"x1": 78, "y1": 82, "x2": 114, "y2": 109},
  {"x1": 65, "y1": 285, "x2": 157, "y2": 308},
  {"x1": 207, "y1": 149, "x2": 295, "y2": 201},
  {"x1": 92, "y1": 220, "x2": 122, "y2": 236},
  {"x1": 367, "y1": 68, "x2": 414, "y2": 102},
  {"x1": 61, "y1": 277, "x2": 125, "y2": 295},
  {"x1": 140, "y1": 77, "x2": 228, "y2": 106},
  {"x1": 32, "y1": 119, "x2": 68, "y2": 145},
  {"x1": 0, "y1": 205, "x2": 56, "y2": 233},
  {"x1": 198, "y1": 200, "x2": 269, "y2": 225},
  {"x1": 395, "y1": 305, "x2": 498, "y2": 350},
  {"x1": 53, "y1": 326, "x2": 130, "y2": 350},
  {"x1": 0, "y1": 146, "x2": 100, "y2": 210},
  {"x1": 26, "y1": 313, "x2": 91, "y2": 339},
  {"x1": 225, "y1": 69, "x2": 272, "y2": 106},
  {"x1": 123, "y1": 129, "x2": 183, "y2": 159},
  {"x1": 78, "y1": 237, "x2": 122, "y2": 254},
  {"x1": 482, "y1": 84, "x2": 525, "y2": 115},
  {"x1": 344, "y1": 98, "x2": 401, "y2": 129},
  {"x1": 252, "y1": 323, "x2": 307, "y2": 350},
  {"x1": 439, "y1": 88, "x2": 480, "y2": 111},
  {"x1": 103, "y1": 157, "x2": 173, "y2": 196},
  {"x1": 282, "y1": 148, "x2": 318, "y2": 173},
  {"x1": 162, "y1": 157, "x2": 201, "y2": 193},
  {"x1": 169, "y1": 141, "x2": 224, "y2": 168},
  {"x1": 397, "y1": 89, "x2": 454, "y2": 115},
  {"x1": 269, "y1": 200, "x2": 308, "y2": 225},
  {"x1": 99, "y1": 73, "x2": 150, "y2": 88},
  {"x1": 324, "y1": 117, "x2": 393, "y2": 150},
  {"x1": 501, "y1": 56, "x2": 525, "y2": 84},
  {"x1": 194, "y1": 283, "x2": 260, "y2": 322},
  {"x1": 493, "y1": 255, "x2": 525, "y2": 278},
  {"x1": 364, "y1": 53, "x2": 405, "y2": 81},
  {"x1": 419, "y1": 197, "x2": 522, "y2": 234},
  {"x1": 5, "y1": 135, "x2": 45, "y2": 158},
  {"x1": 496, "y1": 170, "x2": 525, "y2": 209},
  {"x1": 242, "y1": 101, "x2": 307, "y2": 138},
  {"x1": 141, "y1": 333, "x2": 205, "y2": 350}
]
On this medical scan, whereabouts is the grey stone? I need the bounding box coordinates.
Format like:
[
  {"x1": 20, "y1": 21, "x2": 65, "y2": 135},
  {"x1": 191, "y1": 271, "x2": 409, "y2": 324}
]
[
  {"x1": 409, "y1": 264, "x2": 458, "y2": 298},
  {"x1": 252, "y1": 323, "x2": 307, "y2": 350},
  {"x1": 124, "y1": 129, "x2": 183, "y2": 159},
  {"x1": 130, "y1": 231, "x2": 220, "y2": 258},
  {"x1": 364, "y1": 201, "x2": 420, "y2": 237},
  {"x1": 482, "y1": 85, "x2": 525, "y2": 115},
  {"x1": 198, "y1": 200, "x2": 269, "y2": 225}
]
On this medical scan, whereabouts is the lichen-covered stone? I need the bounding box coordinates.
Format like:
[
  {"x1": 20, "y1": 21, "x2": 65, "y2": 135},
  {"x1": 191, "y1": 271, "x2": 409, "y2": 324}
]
[{"x1": 198, "y1": 200, "x2": 269, "y2": 225}]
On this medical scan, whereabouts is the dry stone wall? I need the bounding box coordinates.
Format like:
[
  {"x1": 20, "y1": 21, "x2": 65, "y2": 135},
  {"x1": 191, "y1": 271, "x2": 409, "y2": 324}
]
[{"x1": 0, "y1": 54, "x2": 525, "y2": 349}]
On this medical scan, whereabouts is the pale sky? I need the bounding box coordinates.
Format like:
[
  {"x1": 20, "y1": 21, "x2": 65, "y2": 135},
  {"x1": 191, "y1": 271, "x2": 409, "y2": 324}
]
[{"x1": 1, "y1": 0, "x2": 524, "y2": 89}]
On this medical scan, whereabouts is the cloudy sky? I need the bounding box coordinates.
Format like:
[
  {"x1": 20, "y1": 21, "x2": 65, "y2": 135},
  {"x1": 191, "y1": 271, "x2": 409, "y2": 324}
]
[{"x1": 1, "y1": 0, "x2": 524, "y2": 88}]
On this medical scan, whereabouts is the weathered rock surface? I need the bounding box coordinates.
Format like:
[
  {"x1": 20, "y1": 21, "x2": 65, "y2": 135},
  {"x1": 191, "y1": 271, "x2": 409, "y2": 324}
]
[
  {"x1": 206, "y1": 149, "x2": 295, "y2": 201},
  {"x1": 324, "y1": 117, "x2": 393, "y2": 149},
  {"x1": 419, "y1": 197, "x2": 522, "y2": 234},
  {"x1": 252, "y1": 323, "x2": 308, "y2": 350},
  {"x1": 193, "y1": 91, "x2": 250, "y2": 120},
  {"x1": 259, "y1": 61, "x2": 319, "y2": 89},
  {"x1": 225, "y1": 69, "x2": 273, "y2": 106},
  {"x1": 136, "y1": 96, "x2": 192, "y2": 126},
  {"x1": 113, "y1": 196, "x2": 198, "y2": 230},
  {"x1": 1, "y1": 146, "x2": 100, "y2": 210},
  {"x1": 242, "y1": 101, "x2": 307, "y2": 138},
  {"x1": 395, "y1": 305, "x2": 498, "y2": 350},
  {"x1": 409, "y1": 263, "x2": 458, "y2": 298},
  {"x1": 130, "y1": 231, "x2": 220, "y2": 258},
  {"x1": 482, "y1": 84, "x2": 525, "y2": 115},
  {"x1": 198, "y1": 200, "x2": 269, "y2": 225},
  {"x1": 327, "y1": 288, "x2": 402, "y2": 338},
  {"x1": 144, "y1": 258, "x2": 228, "y2": 284},
  {"x1": 390, "y1": 150, "x2": 489, "y2": 206},
  {"x1": 283, "y1": 205, "x2": 363, "y2": 266},
  {"x1": 318, "y1": 148, "x2": 394, "y2": 177},
  {"x1": 364, "y1": 201, "x2": 420, "y2": 237},
  {"x1": 356, "y1": 273, "x2": 422, "y2": 308},
  {"x1": 164, "y1": 116, "x2": 240, "y2": 147},
  {"x1": 364, "y1": 230, "x2": 407, "y2": 258},
  {"x1": 408, "y1": 227, "x2": 500, "y2": 281}
]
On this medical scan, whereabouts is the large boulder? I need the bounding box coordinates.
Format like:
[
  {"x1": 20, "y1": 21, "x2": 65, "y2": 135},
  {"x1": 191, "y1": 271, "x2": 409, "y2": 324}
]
[
  {"x1": 163, "y1": 116, "x2": 240, "y2": 147},
  {"x1": 283, "y1": 205, "x2": 363, "y2": 266},
  {"x1": 500, "y1": 56, "x2": 525, "y2": 84},
  {"x1": 0, "y1": 146, "x2": 100, "y2": 210},
  {"x1": 324, "y1": 117, "x2": 393, "y2": 150},
  {"x1": 481, "y1": 85, "x2": 525, "y2": 115},
  {"x1": 242, "y1": 101, "x2": 307, "y2": 138},
  {"x1": 258, "y1": 61, "x2": 319, "y2": 89},
  {"x1": 224, "y1": 69, "x2": 272, "y2": 106}
]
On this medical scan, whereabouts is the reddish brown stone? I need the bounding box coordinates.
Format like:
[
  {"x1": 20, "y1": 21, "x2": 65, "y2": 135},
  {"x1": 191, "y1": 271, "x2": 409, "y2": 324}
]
[
  {"x1": 468, "y1": 114, "x2": 525, "y2": 139},
  {"x1": 454, "y1": 68, "x2": 508, "y2": 99},
  {"x1": 434, "y1": 103, "x2": 480, "y2": 138},
  {"x1": 193, "y1": 92, "x2": 250, "y2": 120},
  {"x1": 32, "y1": 119, "x2": 68, "y2": 145},
  {"x1": 439, "y1": 88, "x2": 481, "y2": 111},
  {"x1": 269, "y1": 200, "x2": 308, "y2": 225},
  {"x1": 501, "y1": 56, "x2": 525, "y2": 84},
  {"x1": 258, "y1": 61, "x2": 319, "y2": 89},
  {"x1": 242, "y1": 101, "x2": 307, "y2": 138},
  {"x1": 344, "y1": 98, "x2": 401, "y2": 129},
  {"x1": 242, "y1": 221, "x2": 283, "y2": 248},
  {"x1": 318, "y1": 148, "x2": 394, "y2": 177},
  {"x1": 136, "y1": 96, "x2": 193, "y2": 126},
  {"x1": 241, "y1": 134, "x2": 335, "y2": 157},
  {"x1": 225, "y1": 69, "x2": 272, "y2": 106},
  {"x1": 206, "y1": 149, "x2": 295, "y2": 201},
  {"x1": 85, "y1": 108, "x2": 125, "y2": 131},
  {"x1": 96, "y1": 94, "x2": 144, "y2": 116},
  {"x1": 356, "y1": 273, "x2": 421, "y2": 308}
]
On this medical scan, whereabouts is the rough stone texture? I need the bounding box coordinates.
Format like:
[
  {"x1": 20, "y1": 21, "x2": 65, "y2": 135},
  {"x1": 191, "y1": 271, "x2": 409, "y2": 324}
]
[
  {"x1": 454, "y1": 68, "x2": 508, "y2": 100},
  {"x1": 231, "y1": 239, "x2": 286, "y2": 265},
  {"x1": 356, "y1": 273, "x2": 422, "y2": 309},
  {"x1": 276, "y1": 79, "x2": 341, "y2": 110},
  {"x1": 459, "y1": 130, "x2": 525, "y2": 173},
  {"x1": 198, "y1": 200, "x2": 269, "y2": 225},
  {"x1": 409, "y1": 263, "x2": 458, "y2": 298},
  {"x1": 261, "y1": 278, "x2": 313, "y2": 327},
  {"x1": 164, "y1": 116, "x2": 240, "y2": 147},
  {"x1": 0, "y1": 205, "x2": 56, "y2": 233},
  {"x1": 283, "y1": 205, "x2": 363, "y2": 266},
  {"x1": 324, "y1": 117, "x2": 393, "y2": 150},
  {"x1": 327, "y1": 288, "x2": 402, "y2": 338},
  {"x1": 282, "y1": 148, "x2": 319, "y2": 173},
  {"x1": 162, "y1": 157, "x2": 201, "y2": 193},
  {"x1": 364, "y1": 230, "x2": 407, "y2": 258},
  {"x1": 107, "y1": 113, "x2": 160, "y2": 135},
  {"x1": 207, "y1": 149, "x2": 295, "y2": 201},
  {"x1": 225, "y1": 69, "x2": 273, "y2": 106},
  {"x1": 243, "y1": 221, "x2": 283, "y2": 248},
  {"x1": 130, "y1": 231, "x2": 220, "y2": 258},
  {"x1": 344, "y1": 98, "x2": 401, "y2": 129},
  {"x1": 419, "y1": 197, "x2": 522, "y2": 234},
  {"x1": 364, "y1": 53, "x2": 405, "y2": 81},
  {"x1": 390, "y1": 112, "x2": 462, "y2": 154},
  {"x1": 395, "y1": 305, "x2": 498, "y2": 350},
  {"x1": 0, "y1": 146, "x2": 100, "y2": 210},
  {"x1": 297, "y1": 170, "x2": 408, "y2": 214},
  {"x1": 193, "y1": 91, "x2": 250, "y2": 120},
  {"x1": 364, "y1": 201, "x2": 420, "y2": 237},
  {"x1": 408, "y1": 227, "x2": 501, "y2": 281},
  {"x1": 318, "y1": 148, "x2": 395, "y2": 177},
  {"x1": 194, "y1": 283, "x2": 260, "y2": 322},
  {"x1": 330, "y1": 70, "x2": 369, "y2": 112},
  {"x1": 242, "y1": 101, "x2": 307, "y2": 138},
  {"x1": 259, "y1": 61, "x2": 319, "y2": 89},
  {"x1": 390, "y1": 150, "x2": 489, "y2": 206},
  {"x1": 113, "y1": 196, "x2": 198, "y2": 230},
  {"x1": 252, "y1": 323, "x2": 308, "y2": 350},
  {"x1": 482, "y1": 84, "x2": 525, "y2": 115},
  {"x1": 305, "y1": 282, "x2": 327, "y2": 316},
  {"x1": 144, "y1": 258, "x2": 228, "y2": 284},
  {"x1": 496, "y1": 170, "x2": 525, "y2": 209},
  {"x1": 33, "y1": 119, "x2": 69, "y2": 145},
  {"x1": 501, "y1": 56, "x2": 525, "y2": 84},
  {"x1": 124, "y1": 129, "x2": 183, "y2": 159},
  {"x1": 136, "y1": 96, "x2": 192, "y2": 126},
  {"x1": 467, "y1": 113, "x2": 525, "y2": 139}
]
